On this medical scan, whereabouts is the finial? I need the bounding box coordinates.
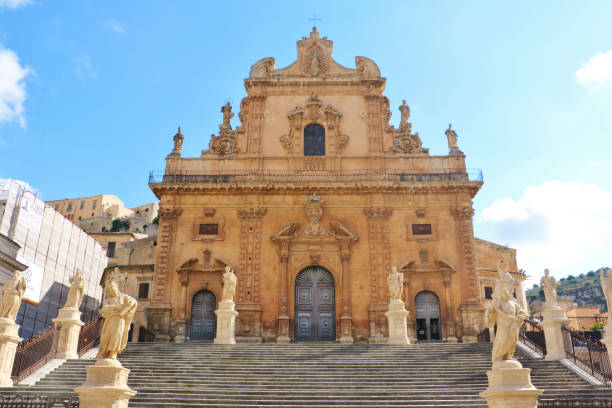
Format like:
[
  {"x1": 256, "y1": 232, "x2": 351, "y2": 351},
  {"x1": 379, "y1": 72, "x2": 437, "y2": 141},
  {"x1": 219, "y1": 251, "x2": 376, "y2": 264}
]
[{"x1": 177, "y1": 126, "x2": 182, "y2": 133}]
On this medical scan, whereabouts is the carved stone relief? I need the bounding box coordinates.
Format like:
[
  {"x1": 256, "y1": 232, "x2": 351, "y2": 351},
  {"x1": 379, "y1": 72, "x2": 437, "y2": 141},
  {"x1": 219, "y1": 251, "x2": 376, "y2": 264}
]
[{"x1": 204, "y1": 102, "x2": 240, "y2": 157}]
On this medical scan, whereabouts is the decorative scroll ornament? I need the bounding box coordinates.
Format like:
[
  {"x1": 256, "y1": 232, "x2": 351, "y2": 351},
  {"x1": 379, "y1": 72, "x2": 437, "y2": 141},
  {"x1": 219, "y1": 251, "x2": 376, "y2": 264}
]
[
  {"x1": 279, "y1": 94, "x2": 349, "y2": 154},
  {"x1": 388, "y1": 100, "x2": 429, "y2": 155},
  {"x1": 207, "y1": 102, "x2": 240, "y2": 157},
  {"x1": 302, "y1": 193, "x2": 328, "y2": 235}
]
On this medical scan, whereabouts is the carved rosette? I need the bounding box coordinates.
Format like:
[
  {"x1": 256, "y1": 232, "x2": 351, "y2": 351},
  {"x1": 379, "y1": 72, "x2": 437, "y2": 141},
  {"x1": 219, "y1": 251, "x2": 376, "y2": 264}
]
[{"x1": 280, "y1": 93, "x2": 349, "y2": 155}]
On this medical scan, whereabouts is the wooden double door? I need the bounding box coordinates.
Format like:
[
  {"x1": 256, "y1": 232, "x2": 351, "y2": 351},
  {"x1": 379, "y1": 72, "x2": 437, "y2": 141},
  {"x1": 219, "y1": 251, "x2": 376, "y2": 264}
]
[
  {"x1": 415, "y1": 291, "x2": 441, "y2": 341},
  {"x1": 190, "y1": 290, "x2": 216, "y2": 340},
  {"x1": 295, "y1": 266, "x2": 335, "y2": 341}
]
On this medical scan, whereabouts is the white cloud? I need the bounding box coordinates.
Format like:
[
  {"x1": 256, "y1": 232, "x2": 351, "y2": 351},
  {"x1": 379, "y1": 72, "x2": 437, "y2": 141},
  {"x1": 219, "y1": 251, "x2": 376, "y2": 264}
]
[
  {"x1": 576, "y1": 51, "x2": 612, "y2": 87},
  {"x1": 101, "y1": 20, "x2": 126, "y2": 35},
  {"x1": 0, "y1": 0, "x2": 32, "y2": 10},
  {"x1": 74, "y1": 54, "x2": 97, "y2": 80},
  {"x1": 0, "y1": 44, "x2": 32, "y2": 128},
  {"x1": 476, "y1": 181, "x2": 612, "y2": 285}
]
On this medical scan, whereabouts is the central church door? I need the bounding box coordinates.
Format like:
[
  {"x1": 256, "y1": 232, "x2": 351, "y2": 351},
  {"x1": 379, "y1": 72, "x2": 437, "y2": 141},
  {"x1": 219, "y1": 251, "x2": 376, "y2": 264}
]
[
  {"x1": 295, "y1": 266, "x2": 335, "y2": 341},
  {"x1": 190, "y1": 290, "x2": 216, "y2": 340}
]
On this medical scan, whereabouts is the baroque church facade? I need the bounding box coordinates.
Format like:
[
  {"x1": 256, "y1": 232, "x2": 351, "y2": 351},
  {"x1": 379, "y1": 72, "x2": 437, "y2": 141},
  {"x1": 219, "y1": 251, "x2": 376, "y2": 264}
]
[{"x1": 146, "y1": 29, "x2": 527, "y2": 344}]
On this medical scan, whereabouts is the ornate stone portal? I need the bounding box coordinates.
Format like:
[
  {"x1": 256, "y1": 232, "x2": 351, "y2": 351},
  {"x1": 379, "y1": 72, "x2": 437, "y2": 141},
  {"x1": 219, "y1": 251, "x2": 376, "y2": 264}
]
[{"x1": 272, "y1": 194, "x2": 358, "y2": 343}]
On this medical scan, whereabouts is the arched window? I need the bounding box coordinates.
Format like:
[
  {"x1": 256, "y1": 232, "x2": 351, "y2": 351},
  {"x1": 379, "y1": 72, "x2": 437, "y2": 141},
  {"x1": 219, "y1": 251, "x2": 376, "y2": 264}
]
[{"x1": 304, "y1": 124, "x2": 325, "y2": 156}]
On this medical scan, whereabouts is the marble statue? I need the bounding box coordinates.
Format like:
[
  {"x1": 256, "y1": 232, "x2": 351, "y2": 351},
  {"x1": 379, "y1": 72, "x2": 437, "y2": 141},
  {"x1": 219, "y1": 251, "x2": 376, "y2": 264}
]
[
  {"x1": 222, "y1": 266, "x2": 237, "y2": 301},
  {"x1": 601, "y1": 268, "x2": 612, "y2": 313},
  {"x1": 97, "y1": 279, "x2": 137, "y2": 360},
  {"x1": 486, "y1": 269, "x2": 529, "y2": 362},
  {"x1": 64, "y1": 268, "x2": 85, "y2": 309},
  {"x1": 445, "y1": 124, "x2": 459, "y2": 151},
  {"x1": 171, "y1": 126, "x2": 184, "y2": 156},
  {"x1": 387, "y1": 266, "x2": 404, "y2": 301},
  {"x1": 0, "y1": 271, "x2": 27, "y2": 321},
  {"x1": 540, "y1": 268, "x2": 559, "y2": 309}
]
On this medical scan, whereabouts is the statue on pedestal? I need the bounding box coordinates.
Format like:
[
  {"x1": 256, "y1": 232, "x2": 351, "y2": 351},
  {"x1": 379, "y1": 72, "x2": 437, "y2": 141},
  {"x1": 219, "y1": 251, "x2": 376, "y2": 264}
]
[
  {"x1": 540, "y1": 268, "x2": 560, "y2": 310},
  {"x1": 387, "y1": 266, "x2": 404, "y2": 301},
  {"x1": 445, "y1": 124, "x2": 461, "y2": 154},
  {"x1": 486, "y1": 269, "x2": 528, "y2": 362},
  {"x1": 169, "y1": 126, "x2": 184, "y2": 157},
  {"x1": 97, "y1": 279, "x2": 137, "y2": 360},
  {"x1": 64, "y1": 268, "x2": 85, "y2": 310},
  {"x1": 222, "y1": 266, "x2": 237, "y2": 302},
  {"x1": 0, "y1": 271, "x2": 27, "y2": 322}
]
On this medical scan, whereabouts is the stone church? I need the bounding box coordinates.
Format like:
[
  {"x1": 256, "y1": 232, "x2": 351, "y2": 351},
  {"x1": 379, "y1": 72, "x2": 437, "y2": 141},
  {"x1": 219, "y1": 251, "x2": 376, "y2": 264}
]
[{"x1": 146, "y1": 28, "x2": 527, "y2": 344}]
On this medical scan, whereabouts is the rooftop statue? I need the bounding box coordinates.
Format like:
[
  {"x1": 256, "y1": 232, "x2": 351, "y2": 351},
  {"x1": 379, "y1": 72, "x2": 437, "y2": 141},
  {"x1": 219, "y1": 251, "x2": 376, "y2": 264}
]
[
  {"x1": 64, "y1": 268, "x2": 85, "y2": 310},
  {"x1": 486, "y1": 268, "x2": 529, "y2": 363},
  {"x1": 445, "y1": 124, "x2": 461, "y2": 154},
  {"x1": 169, "y1": 126, "x2": 184, "y2": 157},
  {"x1": 0, "y1": 271, "x2": 27, "y2": 322},
  {"x1": 387, "y1": 266, "x2": 404, "y2": 301},
  {"x1": 540, "y1": 268, "x2": 560, "y2": 310},
  {"x1": 97, "y1": 278, "x2": 137, "y2": 360}
]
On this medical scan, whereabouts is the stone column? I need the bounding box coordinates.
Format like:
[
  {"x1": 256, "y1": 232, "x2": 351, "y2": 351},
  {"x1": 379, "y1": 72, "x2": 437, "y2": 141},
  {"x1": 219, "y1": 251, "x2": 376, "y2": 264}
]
[
  {"x1": 0, "y1": 318, "x2": 21, "y2": 387},
  {"x1": 542, "y1": 307, "x2": 569, "y2": 361},
  {"x1": 53, "y1": 307, "x2": 84, "y2": 360},
  {"x1": 443, "y1": 272, "x2": 458, "y2": 343},
  {"x1": 75, "y1": 359, "x2": 137, "y2": 408},
  {"x1": 214, "y1": 299, "x2": 238, "y2": 345},
  {"x1": 386, "y1": 299, "x2": 410, "y2": 345},
  {"x1": 339, "y1": 241, "x2": 353, "y2": 344},
  {"x1": 277, "y1": 240, "x2": 290, "y2": 343},
  {"x1": 480, "y1": 360, "x2": 542, "y2": 408}
]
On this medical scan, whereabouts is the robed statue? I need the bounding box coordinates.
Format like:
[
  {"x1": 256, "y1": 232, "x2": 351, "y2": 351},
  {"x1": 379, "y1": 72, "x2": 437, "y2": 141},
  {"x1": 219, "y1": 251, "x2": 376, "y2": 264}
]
[
  {"x1": 540, "y1": 268, "x2": 559, "y2": 309},
  {"x1": 64, "y1": 268, "x2": 85, "y2": 309},
  {"x1": 486, "y1": 269, "x2": 529, "y2": 362},
  {"x1": 222, "y1": 266, "x2": 237, "y2": 302},
  {"x1": 0, "y1": 271, "x2": 27, "y2": 322},
  {"x1": 97, "y1": 278, "x2": 137, "y2": 360},
  {"x1": 387, "y1": 266, "x2": 404, "y2": 301}
]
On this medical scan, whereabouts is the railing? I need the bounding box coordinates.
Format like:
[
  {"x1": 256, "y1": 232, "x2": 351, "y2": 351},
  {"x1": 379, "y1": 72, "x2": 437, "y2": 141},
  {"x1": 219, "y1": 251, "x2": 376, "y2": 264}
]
[
  {"x1": 563, "y1": 326, "x2": 612, "y2": 385},
  {"x1": 77, "y1": 316, "x2": 103, "y2": 357},
  {"x1": 0, "y1": 393, "x2": 78, "y2": 408},
  {"x1": 11, "y1": 326, "x2": 57, "y2": 384},
  {"x1": 138, "y1": 327, "x2": 155, "y2": 343},
  {"x1": 520, "y1": 320, "x2": 547, "y2": 356},
  {"x1": 477, "y1": 327, "x2": 491, "y2": 342},
  {"x1": 539, "y1": 400, "x2": 612, "y2": 407},
  {"x1": 148, "y1": 168, "x2": 484, "y2": 185}
]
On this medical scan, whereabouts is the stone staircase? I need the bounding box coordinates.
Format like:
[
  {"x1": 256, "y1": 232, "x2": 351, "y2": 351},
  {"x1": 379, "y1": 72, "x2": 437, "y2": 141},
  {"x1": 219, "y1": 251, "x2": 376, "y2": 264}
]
[{"x1": 2, "y1": 342, "x2": 612, "y2": 407}]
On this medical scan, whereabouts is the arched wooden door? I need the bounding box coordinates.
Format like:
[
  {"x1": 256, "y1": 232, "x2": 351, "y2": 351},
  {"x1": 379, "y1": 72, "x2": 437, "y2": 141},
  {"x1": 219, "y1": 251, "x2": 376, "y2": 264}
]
[
  {"x1": 415, "y1": 291, "x2": 441, "y2": 341},
  {"x1": 295, "y1": 266, "x2": 335, "y2": 341},
  {"x1": 190, "y1": 290, "x2": 216, "y2": 340}
]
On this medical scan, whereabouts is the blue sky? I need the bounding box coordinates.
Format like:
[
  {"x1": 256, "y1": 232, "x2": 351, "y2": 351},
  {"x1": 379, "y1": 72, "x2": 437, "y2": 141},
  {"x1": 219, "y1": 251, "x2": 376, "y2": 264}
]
[{"x1": 1, "y1": 1, "x2": 611, "y2": 284}]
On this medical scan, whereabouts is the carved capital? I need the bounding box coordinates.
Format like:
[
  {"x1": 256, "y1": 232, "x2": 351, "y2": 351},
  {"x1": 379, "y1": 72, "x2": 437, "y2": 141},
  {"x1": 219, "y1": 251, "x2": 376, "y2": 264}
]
[
  {"x1": 451, "y1": 206, "x2": 474, "y2": 221},
  {"x1": 237, "y1": 207, "x2": 268, "y2": 219},
  {"x1": 159, "y1": 207, "x2": 183, "y2": 219},
  {"x1": 363, "y1": 207, "x2": 393, "y2": 220}
]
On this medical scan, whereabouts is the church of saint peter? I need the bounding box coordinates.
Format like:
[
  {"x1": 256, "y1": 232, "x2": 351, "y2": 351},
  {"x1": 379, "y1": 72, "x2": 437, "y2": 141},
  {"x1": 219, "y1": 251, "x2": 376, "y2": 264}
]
[{"x1": 146, "y1": 28, "x2": 527, "y2": 344}]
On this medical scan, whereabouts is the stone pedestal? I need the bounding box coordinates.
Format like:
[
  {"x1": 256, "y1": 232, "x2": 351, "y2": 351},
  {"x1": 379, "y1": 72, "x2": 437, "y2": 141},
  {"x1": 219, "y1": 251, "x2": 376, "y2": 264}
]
[
  {"x1": 385, "y1": 299, "x2": 410, "y2": 345},
  {"x1": 277, "y1": 315, "x2": 290, "y2": 343},
  {"x1": 214, "y1": 300, "x2": 238, "y2": 345},
  {"x1": 75, "y1": 359, "x2": 136, "y2": 408},
  {"x1": 601, "y1": 331, "x2": 612, "y2": 369},
  {"x1": 480, "y1": 359, "x2": 543, "y2": 408},
  {"x1": 339, "y1": 315, "x2": 354, "y2": 344},
  {"x1": 52, "y1": 307, "x2": 84, "y2": 360},
  {"x1": 542, "y1": 307, "x2": 569, "y2": 361},
  {"x1": 0, "y1": 318, "x2": 21, "y2": 387}
]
